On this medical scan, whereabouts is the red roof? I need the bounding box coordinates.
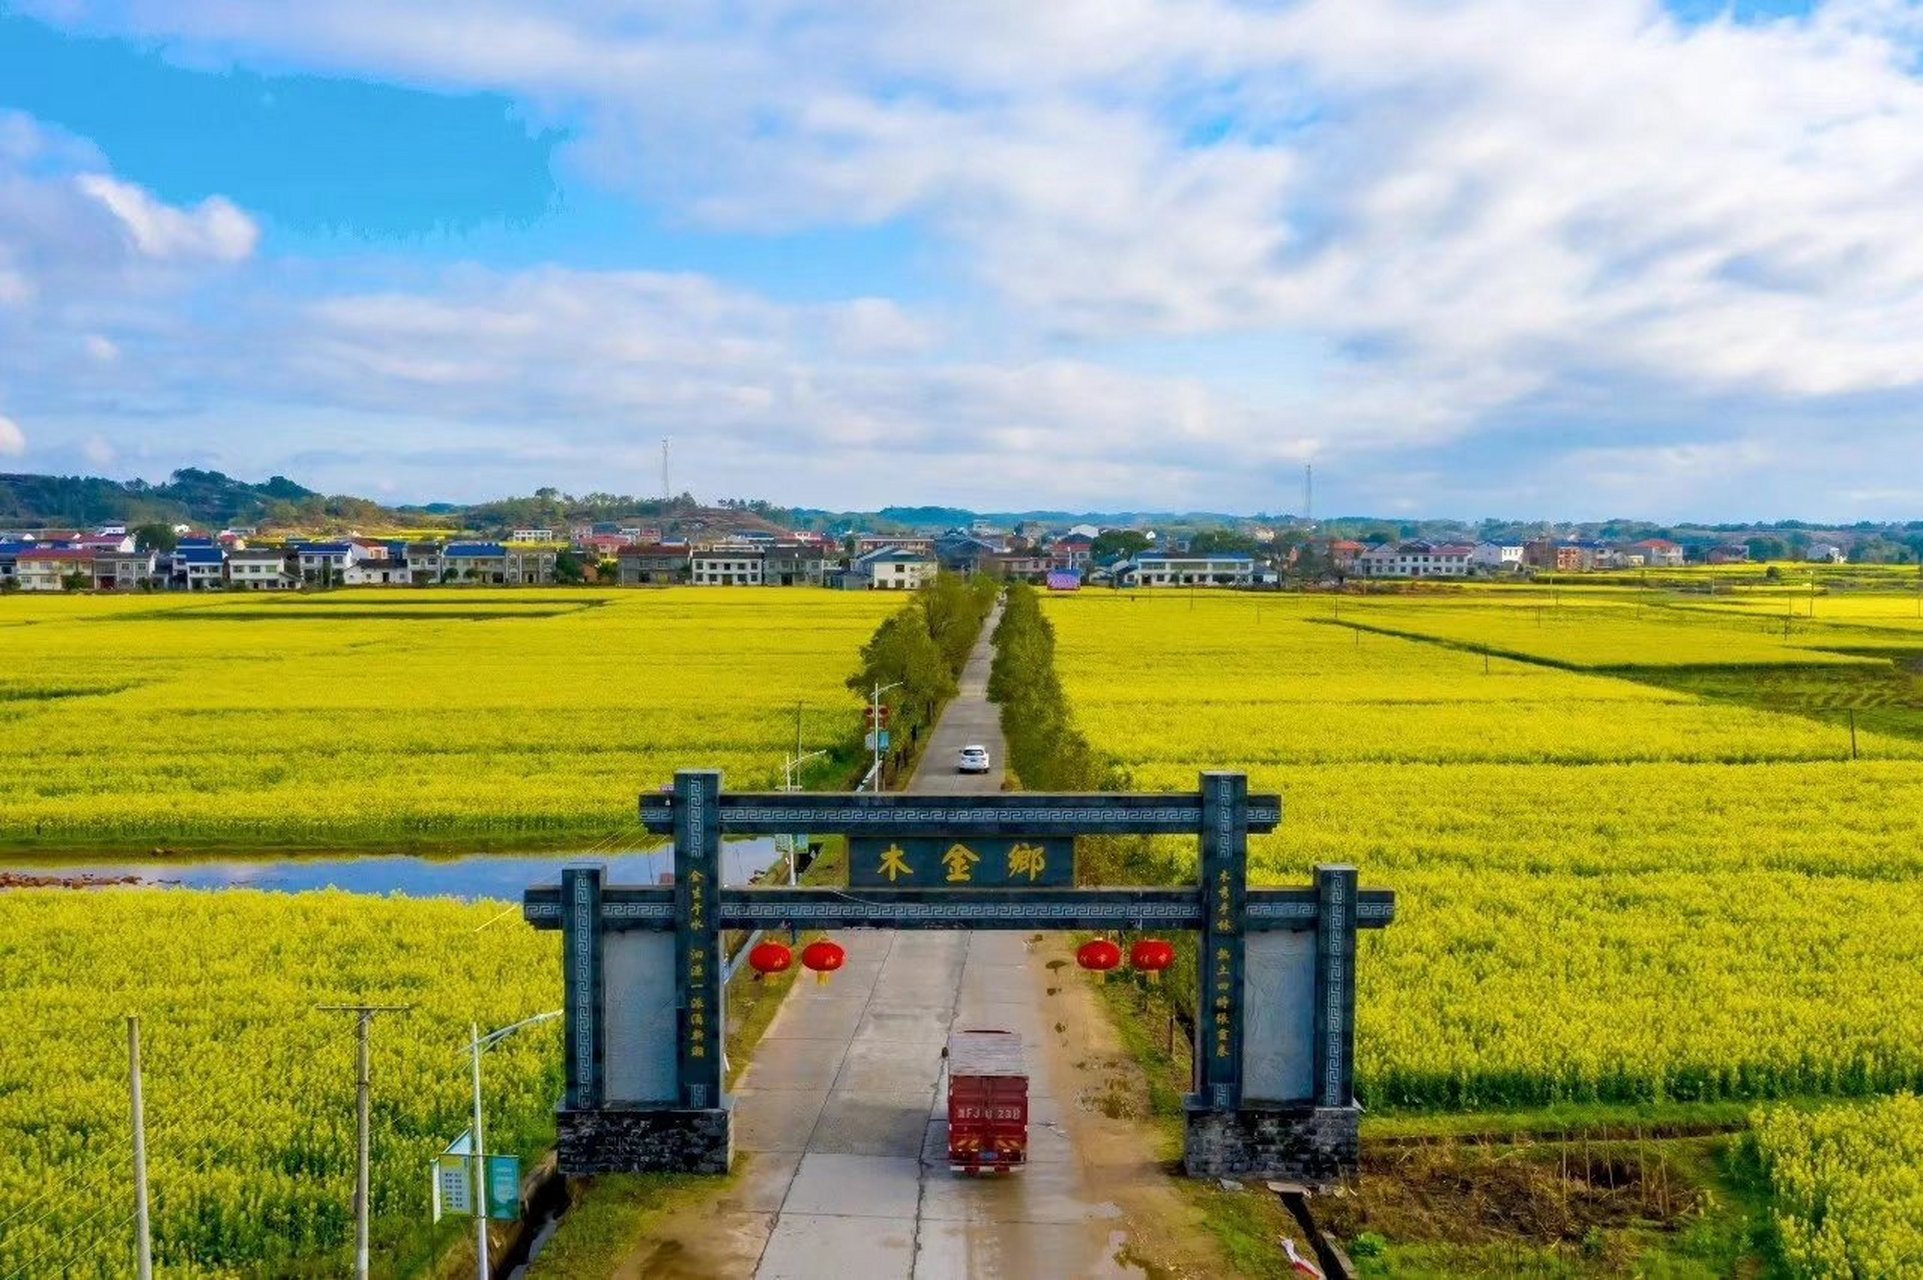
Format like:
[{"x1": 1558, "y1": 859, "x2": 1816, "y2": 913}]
[{"x1": 20, "y1": 548, "x2": 95, "y2": 563}]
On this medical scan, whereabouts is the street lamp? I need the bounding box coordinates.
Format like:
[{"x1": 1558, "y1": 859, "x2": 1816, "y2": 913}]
[
  {"x1": 466, "y1": 1010, "x2": 561, "y2": 1279},
  {"x1": 782, "y1": 749, "x2": 828, "y2": 885},
  {"x1": 869, "y1": 680, "x2": 903, "y2": 790}
]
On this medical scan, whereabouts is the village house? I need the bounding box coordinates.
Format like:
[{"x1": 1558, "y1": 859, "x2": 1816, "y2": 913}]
[
  {"x1": 1356, "y1": 542, "x2": 1474, "y2": 578},
  {"x1": 1523, "y1": 538, "x2": 1594, "y2": 573},
  {"x1": 1471, "y1": 542, "x2": 1524, "y2": 572},
  {"x1": 77, "y1": 532, "x2": 137, "y2": 555},
  {"x1": 1114, "y1": 552, "x2": 1257, "y2": 587},
  {"x1": 1807, "y1": 544, "x2": 1847, "y2": 564},
  {"x1": 227, "y1": 548, "x2": 297, "y2": 590},
  {"x1": 1326, "y1": 540, "x2": 1365, "y2": 573},
  {"x1": 173, "y1": 545, "x2": 227, "y2": 590},
  {"x1": 509, "y1": 527, "x2": 556, "y2": 542},
  {"x1": 404, "y1": 543, "x2": 445, "y2": 585},
  {"x1": 764, "y1": 542, "x2": 830, "y2": 587},
  {"x1": 692, "y1": 548, "x2": 764, "y2": 586},
  {"x1": 443, "y1": 542, "x2": 510, "y2": 583},
  {"x1": 1046, "y1": 533, "x2": 1094, "y2": 571},
  {"x1": 981, "y1": 552, "x2": 1050, "y2": 582},
  {"x1": 344, "y1": 558, "x2": 411, "y2": 586},
  {"x1": 294, "y1": 541, "x2": 363, "y2": 583},
  {"x1": 505, "y1": 546, "x2": 557, "y2": 585},
  {"x1": 17, "y1": 547, "x2": 93, "y2": 591},
  {"x1": 845, "y1": 547, "x2": 936, "y2": 590},
  {"x1": 855, "y1": 534, "x2": 936, "y2": 557},
  {"x1": 616, "y1": 544, "x2": 690, "y2": 585},
  {"x1": 1628, "y1": 538, "x2": 1685, "y2": 568},
  {"x1": 92, "y1": 548, "x2": 158, "y2": 590}
]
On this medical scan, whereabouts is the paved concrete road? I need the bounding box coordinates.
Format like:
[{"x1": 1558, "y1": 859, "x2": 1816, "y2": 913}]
[{"x1": 727, "y1": 606, "x2": 1141, "y2": 1279}]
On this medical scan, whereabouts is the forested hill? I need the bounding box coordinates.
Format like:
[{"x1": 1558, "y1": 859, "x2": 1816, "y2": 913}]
[{"x1": 0, "y1": 470, "x2": 320, "y2": 528}]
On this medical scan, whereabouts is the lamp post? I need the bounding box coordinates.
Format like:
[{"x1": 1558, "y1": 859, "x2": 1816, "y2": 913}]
[
  {"x1": 782, "y1": 749, "x2": 828, "y2": 885},
  {"x1": 467, "y1": 1010, "x2": 562, "y2": 1279}
]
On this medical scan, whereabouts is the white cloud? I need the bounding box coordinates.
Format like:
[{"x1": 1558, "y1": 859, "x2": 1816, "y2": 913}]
[
  {"x1": 81, "y1": 434, "x2": 115, "y2": 466},
  {"x1": 0, "y1": 415, "x2": 24, "y2": 456},
  {"x1": 75, "y1": 174, "x2": 258, "y2": 262}
]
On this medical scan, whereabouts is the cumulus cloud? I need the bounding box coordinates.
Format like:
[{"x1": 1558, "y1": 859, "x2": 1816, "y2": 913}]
[
  {"x1": 0, "y1": 415, "x2": 24, "y2": 456},
  {"x1": 12, "y1": 2, "x2": 1923, "y2": 512},
  {"x1": 76, "y1": 175, "x2": 258, "y2": 262}
]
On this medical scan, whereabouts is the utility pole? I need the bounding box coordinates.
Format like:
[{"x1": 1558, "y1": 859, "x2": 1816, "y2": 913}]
[
  {"x1": 661, "y1": 437, "x2": 672, "y2": 503},
  {"x1": 1303, "y1": 463, "x2": 1313, "y2": 527},
  {"x1": 871, "y1": 681, "x2": 902, "y2": 788},
  {"x1": 128, "y1": 1016, "x2": 151, "y2": 1280},
  {"x1": 320, "y1": 1004, "x2": 411, "y2": 1280},
  {"x1": 470, "y1": 1023, "x2": 489, "y2": 1280}
]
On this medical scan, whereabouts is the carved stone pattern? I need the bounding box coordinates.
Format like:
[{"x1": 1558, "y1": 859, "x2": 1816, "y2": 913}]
[
  {"x1": 1245, "y1": 902, "x2": 1317, "y2": 919},
  {"x1": 1356, "y1": 901, "x2": 1395, "y2": 922},
  {"x1": 725, "y1": 900, "x2": 1202, "y2": 923},
  {"x1": 570, "y1": 877, "x2": 594, "y2": 1092},
  {"x1": 525, "y1": 902, "x2": 562, "y2": 923},
  {"x1": 723, "y1": 804, "x2": 1200, "y2": 825},
  {"x1": 1323, "y1": 877, "x2": 1348, "y2": 1101},
  {"x1": 603, "y1": 903, "x2": 676, "y2": 920}
]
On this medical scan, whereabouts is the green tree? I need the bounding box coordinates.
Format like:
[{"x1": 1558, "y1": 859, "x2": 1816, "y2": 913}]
[
  {"x1": 554, "y1": 549, "x2": 588, "y2": 584},
  {"x1": 1090, "y1": 530, "x2": 1152, "y2": 563},
  {"x1": 1188, "y1": 528, "x2": 1263, "y2": 555},
  {"x1": 133, "y1": 522, "x2": 178, "y2": 553}
]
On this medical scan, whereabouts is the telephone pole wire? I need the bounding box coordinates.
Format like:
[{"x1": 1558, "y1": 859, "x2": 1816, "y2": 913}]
[
  {"x1": 320, "y1": 1003, "x2": 412, "y2": 1280},
  {"x1": 127, "y1": 1015, "x2": 151, "y2": 1280}
]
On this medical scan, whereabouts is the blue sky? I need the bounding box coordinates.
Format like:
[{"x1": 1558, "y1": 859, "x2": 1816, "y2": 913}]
[{"x1": 1, "y1": 0, "x2": 1920, "y2": 518}]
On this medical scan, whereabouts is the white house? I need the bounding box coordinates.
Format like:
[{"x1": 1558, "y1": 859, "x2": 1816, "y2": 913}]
[
  {"x1": 344, "y1": 559, "x2": 411, "y2": 586},
  {"x1": 295, "y1": 542, "x2": 367, "y2": 582},
  {"x1": 847, "y1": 547, "x2": 937, "y2": 590},
  {"x1": 1114, "y1": 553, "x2": 1256, "y2": 587},
  {"x1": 691, "y1": 549, "x2": 765, "y2": 586},
  {"x1": 1807, "y1": 544, "x2": 1847, "y2": 564},
  {"x1": 509, "y1": 527, "x2": 556, "y2": 542},
  {"x1": 1471, "y1": 542, "x2": 1525, "y2": 572},
  {"x1": 226, "y1": 548, "x2": 295, "y2": 590},
  {"x1": 1356, "y1": 542, "x2": 1473, "y2": 578}
]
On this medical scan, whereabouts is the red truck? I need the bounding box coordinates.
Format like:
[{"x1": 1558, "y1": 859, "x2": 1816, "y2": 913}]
[{"x1": 945, "y1": 1029, "x2": 1028, "y2": 1173}]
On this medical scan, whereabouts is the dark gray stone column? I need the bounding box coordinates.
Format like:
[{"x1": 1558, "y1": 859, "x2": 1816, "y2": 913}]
[
  {"x1": 1313, "y1": 864, "x2": 1358, "y2": 1109},
  {"x1": 560, "y1": 866, "x2": 603, "y2": 1110}
]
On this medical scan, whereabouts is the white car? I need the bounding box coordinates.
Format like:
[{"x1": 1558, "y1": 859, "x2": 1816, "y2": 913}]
[{"x1": 957, "y1": 745, "x2": 992, "y2": 774}]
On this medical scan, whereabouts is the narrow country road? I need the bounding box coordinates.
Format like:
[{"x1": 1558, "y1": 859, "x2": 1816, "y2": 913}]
[{"x1": 722, "y1": 604, "x2": 1142, "y2": 1279}]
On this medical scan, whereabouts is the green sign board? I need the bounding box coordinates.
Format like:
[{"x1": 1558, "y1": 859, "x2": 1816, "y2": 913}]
[
  {"x1": 486, "y1": 1154, "x2": 521, "y2": 1222},
  {"x1": 849, "y1": 836, "x2": 1074, "y2": 888}
]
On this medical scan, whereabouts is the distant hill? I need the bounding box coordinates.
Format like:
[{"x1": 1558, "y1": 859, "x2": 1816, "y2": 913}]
[{"x1": 0, "y1": 469, "x2": 319, "y2": 529}]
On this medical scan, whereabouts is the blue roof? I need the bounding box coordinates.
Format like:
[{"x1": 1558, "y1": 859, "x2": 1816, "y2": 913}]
[
  {"x1": 300, "y1": 542, "x2": 354, "y2": 554},
  {"x1": 177, "y1": 547, "x2": 225, "y2": 564},
  {"x1": 177, "y1": 537, "x2": 217, "y2": 548},
  {"x1": 445, "y1": 542, "x2": 507, "y2": 557}
]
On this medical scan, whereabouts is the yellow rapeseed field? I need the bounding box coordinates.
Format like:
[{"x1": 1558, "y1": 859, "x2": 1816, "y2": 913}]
[
  {"x1": 1047, "y1": 589, "x2": 1923, "y2": 1108},
  {"x1": 0, "y1": 889, "x2": 561, "y2": 1278},
  {"x1": 0, "y1": 588, "x2": 897, "y2": 850}
]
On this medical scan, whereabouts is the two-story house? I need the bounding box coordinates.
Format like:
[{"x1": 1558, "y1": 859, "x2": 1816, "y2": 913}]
[
  {"x1": 764, "y1": 543, "x2": 829, "y2": 587},
  {"x1": 93, "y1": 548, "x2": 158, "y2": 590},
  {"x1": 227, "y1": 548, "x2": 296, "y2": 590},
  {"x1": 845, "y1": 547, "x2": 936, "y2": 590},
  {"x1": 443, "y1": 542, "x2": 510, "y2": 583},
  {"x1": 17, "y1": 548, "x2": 94, "y2": 590},
  {"x1": 616, "y1": 545, "x2": 690, "y2": 585},
  {"x1": 691, "y1": 549, "x2": 765, "y2": 586},
  {"x1": 505, "y1": 546, "x2": 557, "y2": 585}
]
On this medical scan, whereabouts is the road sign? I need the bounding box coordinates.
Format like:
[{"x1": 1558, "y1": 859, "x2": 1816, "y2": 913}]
[{"x1": 864, "y1": 729, "x2": 891, "y2": 752}]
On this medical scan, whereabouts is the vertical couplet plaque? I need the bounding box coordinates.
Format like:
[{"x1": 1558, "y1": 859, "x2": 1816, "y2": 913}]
[
  {"x1": 673, "y1": 771, "x2": 725, "y2": 1108},
  {"x1": 1198, "y1": 771, "x2": 1248, "y2": 1110}
]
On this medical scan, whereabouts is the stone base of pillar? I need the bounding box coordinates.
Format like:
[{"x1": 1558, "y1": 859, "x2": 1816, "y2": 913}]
[
  {"x1": 555, "y1": 1105, "x2": 733, "y2": 1175},
  {"x1": 1182, "y1": 1103, "x2": 1359, "y2": 1184}
]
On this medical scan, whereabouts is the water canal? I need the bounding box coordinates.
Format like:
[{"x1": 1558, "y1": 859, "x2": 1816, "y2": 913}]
[{"x1": 0, "y1": 836, "x2": 784, "y2": 899}]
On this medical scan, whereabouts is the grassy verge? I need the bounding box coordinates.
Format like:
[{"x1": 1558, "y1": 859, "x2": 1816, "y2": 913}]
[{"x1": 522, "y1": 1171, "x2": 731, "y2": 1277}]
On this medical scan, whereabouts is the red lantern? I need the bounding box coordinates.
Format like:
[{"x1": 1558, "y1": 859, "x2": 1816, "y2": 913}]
[
  {"x1": 1130, "y1": 938, "x2": 1175, "y2": 983},
  {"x1": 748, "y1": 940, "x2": 793, "y2": 978},
  {"x1": 1076, "y1": 939, "x2": 1122, "y2": 973},
  {"x1": 801, "y1": 939, "x2": 846, "y2": 985}
]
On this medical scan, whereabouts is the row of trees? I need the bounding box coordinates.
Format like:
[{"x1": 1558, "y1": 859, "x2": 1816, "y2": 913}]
[{"x1": 844, "y1": 572, "x2": 999, "y2": 782}]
